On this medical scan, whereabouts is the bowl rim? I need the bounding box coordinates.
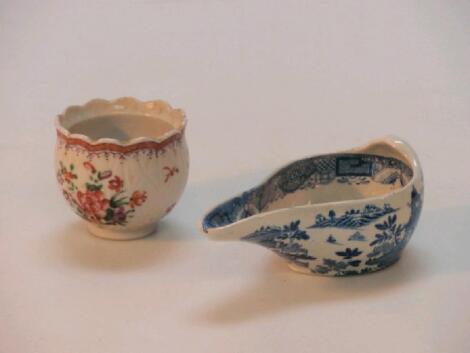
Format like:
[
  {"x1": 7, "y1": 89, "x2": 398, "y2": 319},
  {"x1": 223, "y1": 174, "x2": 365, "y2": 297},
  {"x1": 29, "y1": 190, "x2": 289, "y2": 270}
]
[
  {"x1": 201, "y1": 136, "x2": 423, "y2": 235},
  {"x1": 55, "y1": 97, "x2": 187, "y2": 147}
]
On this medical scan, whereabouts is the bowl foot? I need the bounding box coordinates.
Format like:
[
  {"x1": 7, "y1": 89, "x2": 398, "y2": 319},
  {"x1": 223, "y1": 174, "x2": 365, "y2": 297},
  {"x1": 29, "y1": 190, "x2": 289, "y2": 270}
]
[
  {"x1": 87, "y1": 223, "x2": 157, "y2": 240},
  {"x1": 288, "y1": 257, "x2": 402, "y2": 276}
]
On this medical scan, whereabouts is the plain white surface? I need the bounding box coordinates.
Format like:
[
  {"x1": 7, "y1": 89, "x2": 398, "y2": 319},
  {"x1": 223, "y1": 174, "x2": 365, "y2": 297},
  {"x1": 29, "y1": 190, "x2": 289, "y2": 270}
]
[{"x1": 1, "y1": 1, "x2": 469, "y2": 352}]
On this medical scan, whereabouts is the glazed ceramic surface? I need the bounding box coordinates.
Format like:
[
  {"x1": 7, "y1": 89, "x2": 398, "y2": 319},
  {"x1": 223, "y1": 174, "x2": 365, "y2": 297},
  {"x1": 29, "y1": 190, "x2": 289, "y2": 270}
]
[
  {"x1": 202, "y1": 137, "x2": 423, "y2": 276},
  {"x1": 55, "y1": 97, "x2": 189, "y2": 240}
]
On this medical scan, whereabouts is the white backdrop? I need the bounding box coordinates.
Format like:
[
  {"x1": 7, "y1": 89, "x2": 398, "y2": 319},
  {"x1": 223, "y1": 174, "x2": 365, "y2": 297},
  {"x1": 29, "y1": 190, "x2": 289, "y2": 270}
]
[{"x1": 1, "y1": 1, "x2": 469, "y2": 352}]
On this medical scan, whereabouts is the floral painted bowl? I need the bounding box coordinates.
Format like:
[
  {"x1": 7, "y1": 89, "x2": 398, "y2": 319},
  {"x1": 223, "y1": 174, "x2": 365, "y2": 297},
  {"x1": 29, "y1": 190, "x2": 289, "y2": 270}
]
[
  {"x1": 201, "y1": 137, "x2": 423, "y2": 276},
  {"x1": 55, "y1": 97, "x2": 189, "y2": 240}
]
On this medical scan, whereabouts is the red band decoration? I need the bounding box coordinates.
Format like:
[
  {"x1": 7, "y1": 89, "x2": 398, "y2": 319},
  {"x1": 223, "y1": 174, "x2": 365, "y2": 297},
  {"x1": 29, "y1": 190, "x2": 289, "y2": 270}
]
[{"x1": 57, "y1": 129, "x2": 183, "y2": 154}]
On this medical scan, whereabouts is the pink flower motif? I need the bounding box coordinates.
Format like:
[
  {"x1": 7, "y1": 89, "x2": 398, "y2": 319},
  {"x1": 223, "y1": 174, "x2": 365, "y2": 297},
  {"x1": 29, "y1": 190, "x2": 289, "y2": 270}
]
[
  {"x1": 129, "y1": 191, "x2": 147, "y2": 208},
  {"x1": 83, "y1": 161, "x2": 96, "y2": 173},
  {"x1": 76, "y1": 190, "x2": 109, "y2": 221},
  {"x1": 98, "y1": 170, "x2": 112, "y2": 180},
  {"x1": 108, "y1": 175, "x2": 123, "y2": 192},
  {"x1": 63, "y1": 171, "x2": 76, "y2": 184}
]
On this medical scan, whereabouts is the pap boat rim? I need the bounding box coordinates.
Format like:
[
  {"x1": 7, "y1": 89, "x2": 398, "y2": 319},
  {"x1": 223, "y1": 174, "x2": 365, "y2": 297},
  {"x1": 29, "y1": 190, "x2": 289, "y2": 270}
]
[
  {"x1": 201, "y1": 136, "x2": 422, "y2": 235},
  {"x1": 55, "y1": 97, "x2": 187, "y2": 147}
]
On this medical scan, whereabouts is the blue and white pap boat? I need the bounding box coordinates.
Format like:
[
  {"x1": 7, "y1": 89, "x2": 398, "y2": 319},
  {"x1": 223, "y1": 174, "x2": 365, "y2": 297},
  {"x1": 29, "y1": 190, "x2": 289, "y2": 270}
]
[{"x1": 201, "y1": 137, "x2": 424, "y2": 276}]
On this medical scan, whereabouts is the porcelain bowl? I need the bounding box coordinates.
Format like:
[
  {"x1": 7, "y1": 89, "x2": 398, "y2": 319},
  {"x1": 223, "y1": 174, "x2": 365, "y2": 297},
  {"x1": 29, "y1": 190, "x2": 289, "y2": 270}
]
[{"x1": 55, "y1": 97, "x2": 189, "y2": 240}]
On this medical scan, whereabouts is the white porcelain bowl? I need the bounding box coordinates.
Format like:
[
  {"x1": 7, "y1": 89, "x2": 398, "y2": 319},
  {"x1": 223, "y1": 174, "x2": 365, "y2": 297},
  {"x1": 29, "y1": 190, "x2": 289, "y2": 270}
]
[{"x1": 55, "y1": 97, "x2": 189, "y2": 240}]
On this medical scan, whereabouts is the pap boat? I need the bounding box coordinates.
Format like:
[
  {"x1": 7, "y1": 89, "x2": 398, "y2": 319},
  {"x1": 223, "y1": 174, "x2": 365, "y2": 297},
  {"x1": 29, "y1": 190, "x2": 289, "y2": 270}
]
[{"x1": 201, "y1": 137, "x2": 423, "y2": 276}]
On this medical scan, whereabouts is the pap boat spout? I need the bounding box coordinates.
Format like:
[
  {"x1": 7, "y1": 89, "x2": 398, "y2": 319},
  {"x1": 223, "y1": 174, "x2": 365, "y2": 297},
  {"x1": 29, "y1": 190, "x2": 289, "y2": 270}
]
[{"x1": 201, "y1": 137, "x2": 424, "y2": 276}]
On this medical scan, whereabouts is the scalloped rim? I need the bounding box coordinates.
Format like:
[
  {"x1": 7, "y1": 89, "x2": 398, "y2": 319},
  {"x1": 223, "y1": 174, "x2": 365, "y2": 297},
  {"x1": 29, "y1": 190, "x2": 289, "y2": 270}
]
[{"x1": 55, "y1": 97, "x2": 187, "y2": 146}]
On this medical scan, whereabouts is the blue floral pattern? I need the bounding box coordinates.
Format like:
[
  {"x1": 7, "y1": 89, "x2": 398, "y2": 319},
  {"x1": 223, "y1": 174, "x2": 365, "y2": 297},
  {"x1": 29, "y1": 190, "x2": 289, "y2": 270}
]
[
  {"x1": 365, "y1": 186, "x2": 422, "y2": 270},
  {"x1": 348, "y1": 231, "x2": 366, "y2": 241},
  {"x1": 242, "y1": 220, "x2": 316, "y2": 268},
  {"x1": 326, "y1": 234, "x2": 342, "y2": 245},
  {"x1": 309, "y1": 204, "x2": 398, "y2": 229},
  {"x1": 239, "y1": 186, "x2": 422, "y2": 276},
  {"x1": 202, "y1": 153, "x2": 412, "y2": 233}
]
